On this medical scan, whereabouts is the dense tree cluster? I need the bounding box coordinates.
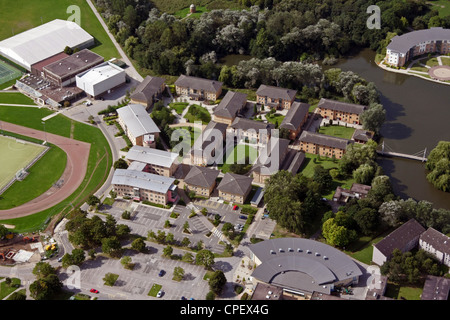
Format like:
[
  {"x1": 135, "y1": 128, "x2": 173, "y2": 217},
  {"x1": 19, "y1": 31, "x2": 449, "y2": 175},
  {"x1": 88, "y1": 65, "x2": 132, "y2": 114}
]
[
  {"x1": 30, "y1": 262, "x2": 63, "y2": 300},
  {"x1": 93, "y1": 0, "x2": 444, "y2": 81},
  {"x1": 380, "y1": 248, "x2": 448, "y2": 284},
  {"x1": 264, "y1": 171, "x2": 327, "y2": 235},
  {"x1": 65, "y1": 211, "x2": 130, "y2": 251},
  {"x1": 379, "y1": 198, "x2": 450, "y2": 234},
  {"x1": 425, "y1": 141, "x2": 450, "y2": 192}
]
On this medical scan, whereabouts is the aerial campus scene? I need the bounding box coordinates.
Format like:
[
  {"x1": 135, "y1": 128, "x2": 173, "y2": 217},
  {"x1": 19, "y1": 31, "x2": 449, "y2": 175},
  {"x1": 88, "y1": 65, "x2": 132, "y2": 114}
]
[{"x1": 0, "y1": 0, "x2": 449, "y2": 310}]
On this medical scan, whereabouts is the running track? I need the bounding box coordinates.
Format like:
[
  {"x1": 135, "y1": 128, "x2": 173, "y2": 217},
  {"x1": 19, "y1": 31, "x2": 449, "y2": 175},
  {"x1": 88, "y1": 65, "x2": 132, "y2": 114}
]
[{"x1": 0, "y1": 122, "x2": 90, "y2": 219}]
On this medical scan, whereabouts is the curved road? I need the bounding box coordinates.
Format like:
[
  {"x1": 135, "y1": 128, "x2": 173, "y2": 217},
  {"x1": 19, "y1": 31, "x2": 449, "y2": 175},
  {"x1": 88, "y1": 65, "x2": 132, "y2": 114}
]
[{"x1": 0, "y1": 122, "x2": 90, "y2": 219}]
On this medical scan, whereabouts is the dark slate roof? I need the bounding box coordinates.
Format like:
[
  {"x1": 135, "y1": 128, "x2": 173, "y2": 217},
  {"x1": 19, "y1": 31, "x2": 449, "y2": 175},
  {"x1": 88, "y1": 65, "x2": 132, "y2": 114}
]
[
  {"x1": 249, "y1": 238, "x2": 363, "y2": 294},
  {"x1": 184, "y1": 166, "x2": 220, "y2": 189},
  {"x1": 175, "y1": 74, "x2": 222, "y2": 92},
  {"x1": 373, "y1": 219, "x2": 426, "y2": 257},
  {"x1": 352, "y1": 129, "x2": 374, "y2": 142},
  {"x1": 252, "y1": 137, "x2": 290, "y2": 175},
  {"x1": 213, "y1": 91, "x2": 247, "y2": 119},
  {"x1": 421, "y1": 275, "x2": 450, "y2": 300},
  {"x1": 299, "y1": 131, "x2": 352, "y2": 150},
  {"x1": 317, "y1": 98, "x2": 366, "y2": 115},
  {"x1": 420, "y1": 227, "x2": 450, "y2": 255},
  {"x1": 217, "y1": 172, "x2": 253, "y2": 196},
  {"x1": 286, "y1": 150, "x2": 305, "y2": 175},
  {"x1": 280, "y1": 101, "x2": 310, "y2": 131},
  {"x1": 387, "y1": 27, "x2": 450, "y2": 53},
  {"x1": 256, "y1": 84, "x2": 297, "y2": 101},
  {"x1": 230, "y1": 117, "x2": 275, "y2": 132},
  {"x1": 130, "y1": 76, "x2": 165, "y2": 103},
  {"x1": 191, "y1": 121, "x2": 228, "y2": 153}
]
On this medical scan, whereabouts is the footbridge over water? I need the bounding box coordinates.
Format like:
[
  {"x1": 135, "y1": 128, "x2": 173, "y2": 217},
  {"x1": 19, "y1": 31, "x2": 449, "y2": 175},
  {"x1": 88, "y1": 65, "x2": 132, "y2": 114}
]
[{"x1": 376, "y1": 141, "x2": 427, "y2": 162}]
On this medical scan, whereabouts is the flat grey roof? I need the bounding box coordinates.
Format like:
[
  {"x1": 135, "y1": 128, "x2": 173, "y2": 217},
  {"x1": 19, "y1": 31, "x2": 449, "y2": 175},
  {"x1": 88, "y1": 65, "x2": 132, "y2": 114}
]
[
  {"x1": 421, "y1": 275, "x2": 450, "y2": 300},
  {"x1": 250, "y1": 238, "x2": 363, "y2": 294},
  {"x1": 112, "y1": 169, "x2": 175, "y2": 193},
  {"x1": 126, "y1": 145, "x2": 178, "y2": 168},
  {"x1": 387, "y1": 27, "x2": 450, "y2": 53},
  {"x1": 117, "y1": 104, "x2": 160, "y2": 138}
]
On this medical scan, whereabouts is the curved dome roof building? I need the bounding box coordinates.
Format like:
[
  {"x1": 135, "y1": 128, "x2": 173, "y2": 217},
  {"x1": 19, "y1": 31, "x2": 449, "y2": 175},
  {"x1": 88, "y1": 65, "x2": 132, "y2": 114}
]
[{"x1": 248, "y1": 238, "x2": 363, "y2": 296}]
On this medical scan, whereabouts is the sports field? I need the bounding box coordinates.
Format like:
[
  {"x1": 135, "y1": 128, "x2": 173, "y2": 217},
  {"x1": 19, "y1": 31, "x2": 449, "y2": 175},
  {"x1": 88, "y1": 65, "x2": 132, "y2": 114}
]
[
  {"x1": 0, "y1": 60, "x2": 22, "y2": 85},
  {"x1": 0, "y1": 135, "x2": 46, "y2": 191}
]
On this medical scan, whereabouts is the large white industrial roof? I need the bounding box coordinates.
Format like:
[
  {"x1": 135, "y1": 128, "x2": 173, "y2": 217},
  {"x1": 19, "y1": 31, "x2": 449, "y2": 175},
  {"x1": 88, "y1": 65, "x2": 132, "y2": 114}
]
[
  {"x1": 0, "y1": 19, "x2": 94, "y2": 70},
  {"x1": 112, "y1": 169, "x2": 175, "y2": 194},
  {"x1": 76, "y1": 62, "x2": 124, "y2": 83},
  {"x1": 126, "y1": 145, "x2": 178, "y2": 168}
]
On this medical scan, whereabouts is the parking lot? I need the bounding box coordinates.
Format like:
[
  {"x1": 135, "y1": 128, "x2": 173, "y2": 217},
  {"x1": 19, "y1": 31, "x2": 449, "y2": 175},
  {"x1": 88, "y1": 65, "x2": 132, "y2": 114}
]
[
  {"x1": 97, "y1": 200, "x2": 225, "y2": 254},
  {"x1": 74, "y1": 247, "x2": 210, "y2": 300}
]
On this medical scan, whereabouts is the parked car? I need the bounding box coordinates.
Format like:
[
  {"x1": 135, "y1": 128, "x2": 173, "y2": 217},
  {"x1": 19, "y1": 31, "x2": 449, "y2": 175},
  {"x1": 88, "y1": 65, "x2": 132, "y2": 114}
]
[
  {"x1": 90, "y1": 289, "x2": 99, "y2": 294},
  {"x1": 239, "y1": 215, "x2": 247, "y2": 220},
  {"x1": 158, "y1": 270, "x2": 165, "y2": 277},
  {"x1": 157, "y1": 290, "x2": 163, "y2": 298},
  {"x1": 181, "y1": 296, "x2": 186, "y2": 300},
  {"x1": 233, "y1": 205, "x2": 238, "y2": 210}
]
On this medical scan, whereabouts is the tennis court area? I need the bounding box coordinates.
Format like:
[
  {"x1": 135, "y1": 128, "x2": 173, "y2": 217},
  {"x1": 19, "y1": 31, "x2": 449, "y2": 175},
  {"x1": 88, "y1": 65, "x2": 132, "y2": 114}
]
[
  {"x1": 0, "y1": 60, "x2": 22, "y2": 85},
  {"x1": 0, "y1": 135, "x2": 47, "y2": 192}
]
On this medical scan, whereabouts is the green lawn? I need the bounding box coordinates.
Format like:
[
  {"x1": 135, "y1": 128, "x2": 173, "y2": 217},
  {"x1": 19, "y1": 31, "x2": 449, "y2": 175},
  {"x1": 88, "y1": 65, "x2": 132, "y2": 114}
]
[
  {"x1": 218, "y1": 144, "x2": 258, "y2": 173},
  {"x1": 0, "y1": 106, "x2": 112, "y2": 233},
  {"x1": 428, "y1": 0, "x2": 450, "y2": 17},
  {"x1": 384, "y1": 282, "x2": 423, "y2": 300},
  {"x1": 0, "y1": 0, "x2": 119, "y2": 60},
  {"x1": 318, "y1": 125, "x2": 355, "y2": 140},
  {"x1": 299, "y1": 153, "x2": 355, "y2": 199},
  {"x1": 169, "y1": 102, "x2": 189, "y2": 115},
  {"x1": 184, "y1": 104, "x2": 211, "y2": 124},
  {"x1": 265, "y1": 112, "x2": 285, "y2": 126},
  {"x1": 0, "y1": 143, "x2": 67, "y2": 210},
  {"x1": 425, "y1": 57, "x2": 440, "y2": 67},
  {"x1": 174, "y1": 126, "x2": 201, "y2": 147},
  {"x1": 0, "y1": 92, "x2": 34, "y2": 105},
  {"x1": 148, "y1": 284, "x2": 162, "y2": 297},
  {"x1": 441, "y1": 57, "x2": 450, "y2": 66},
  {"x1": 0, "y1": 278, "x2": 20, "y2": 300}
]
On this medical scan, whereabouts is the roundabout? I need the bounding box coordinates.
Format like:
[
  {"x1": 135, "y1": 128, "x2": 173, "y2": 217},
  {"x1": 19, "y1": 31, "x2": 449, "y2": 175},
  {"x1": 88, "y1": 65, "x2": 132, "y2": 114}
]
[{"x1": 428, "y1": 65, "x2": 450, "y2": 81}]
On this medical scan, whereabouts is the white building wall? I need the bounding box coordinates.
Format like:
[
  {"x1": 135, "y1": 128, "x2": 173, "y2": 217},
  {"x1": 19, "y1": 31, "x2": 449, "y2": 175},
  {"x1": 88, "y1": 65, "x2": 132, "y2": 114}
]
[{"x1": 372, "y1": 246, "x2": 387, "y2": 266}]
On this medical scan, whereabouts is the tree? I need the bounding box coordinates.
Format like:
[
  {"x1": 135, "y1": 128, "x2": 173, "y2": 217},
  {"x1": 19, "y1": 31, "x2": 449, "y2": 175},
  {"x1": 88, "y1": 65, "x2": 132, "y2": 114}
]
[
  {"x1": 353, "y1": 163, "x2": 376, "y2": 185},
  {"x1": 103, "y1": 273, "x2": 119, "y2": 286},
  {"x1": 353, "y1": 207, "x2": 379, "y2": 235},
  {"x1": 62, "y1": 248, "x2": 85, "y2": 268},
  {"x1": 367, "y1": 175, "x2": 395, "y2": 208},
  {"x1": 33, "y1": 262, "x2": 56, "y2": 279},
  {"x1": 0, "y1": 225, "x2": 9, "y2": 238},
  {"x1": 7, "y1": 291, "x2": 26, "y2": 300},
  {"x1": 114, "y1": 158, "x2": 129, "y2": 169},
  {"x1": 131, "y1": 238, "x2": 146, "y2": 252},
  {"x1": 29, "y1": 274, "x2": 62, "y2": 300},
  {"x1": 208, "y1": 270, "x2": 227, "y2": 295},
  {"x1": 181, "y1": 237, "x2": 191, "y2": 248},
  {"x1": 173, "y1": 266, "x2": 185, "y2": 281},
  {"x1": 182, "y1": 252, "x2": 194, "y2": 263},
  {"x1": 360, "y1": 103, "x2": 386, "y2": 134},
  {"x1": 121, "y1": 210, "x2": 131, "y2": 219},
  {"x1": 425, "y1": 141, "x2": 450, "y2": 192},
  {"x1": 322, "y1": 218, "x2": 357, "y2": 247},
  {"x1": 195, "y1": 249, "x2": 215, "y2": 270},
  {"x1": 163, "y1": 245, "x2": 173, "y2": 257},
  {"x1": 121, "y1": 256, "x2": 134, "y2": 270},
  {"x1": 102, "y1": 237, "x2": 122, "y2": 257},
  {"x1": 87, "y1": 195, "x2": 100, "y2": 207},
  {"x1": 312, "y1": 165, "x2": 332, "y2": 192}
]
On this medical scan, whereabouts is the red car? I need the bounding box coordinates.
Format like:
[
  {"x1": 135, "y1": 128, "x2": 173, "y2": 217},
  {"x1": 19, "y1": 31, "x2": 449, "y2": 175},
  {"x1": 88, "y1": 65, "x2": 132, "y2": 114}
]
[
  {"x1": 90, "y1": 289, "x2": 99, "y2": 294},
  {"x1": 233, "y1": 205, "x2": 238, "y2": 210}
]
